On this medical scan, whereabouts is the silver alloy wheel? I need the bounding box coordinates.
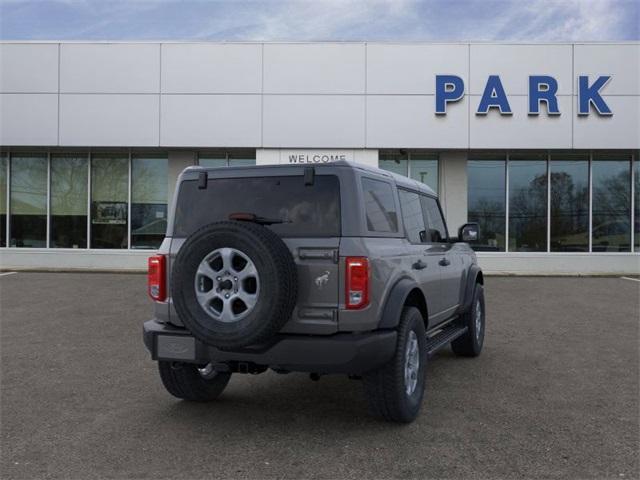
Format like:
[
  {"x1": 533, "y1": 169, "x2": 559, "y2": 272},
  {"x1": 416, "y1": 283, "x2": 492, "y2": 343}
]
[
  {"x1": 404, "y1": 330, "x2": 420, "y2": 396},
  {"x1": 197, "y1": 363, "x2": 218, "y2": 380},
  {"x1": 194, "y1": 247, "x2": 260, "y2": 323},
  {"x1": 474, "y1": 299, "x2": 483, "y2": 341}
]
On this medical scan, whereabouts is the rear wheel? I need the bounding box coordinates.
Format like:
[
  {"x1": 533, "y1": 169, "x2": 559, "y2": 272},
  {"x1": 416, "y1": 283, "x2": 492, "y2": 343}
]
[
  {"x1": 158, "y1": 361, "x2": 231, "y2": 402},
  {"x1": 363, "y1": 307, "x2": 427, "y2": 423},
  {"x1": 451, "y1": 284, "x2": 485, "y2": 357}
]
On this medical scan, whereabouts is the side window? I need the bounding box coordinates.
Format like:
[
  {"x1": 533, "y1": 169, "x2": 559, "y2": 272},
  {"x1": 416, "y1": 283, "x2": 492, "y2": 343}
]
[
  {"x1": 361, "y1": 177, "x2": 398, "y2": 233},
  {"x1": 399, "y1": 189, "x2": 427, "y2": 243},
  {"x1": 420, "y1": 195, "x2": 448, "y2": 243}
]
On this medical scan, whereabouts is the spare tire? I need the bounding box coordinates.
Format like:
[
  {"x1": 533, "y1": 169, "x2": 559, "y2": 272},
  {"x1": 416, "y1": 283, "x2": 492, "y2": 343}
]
[{"x1": 172, "y1": 221, "x2": 297, "y2": 349}]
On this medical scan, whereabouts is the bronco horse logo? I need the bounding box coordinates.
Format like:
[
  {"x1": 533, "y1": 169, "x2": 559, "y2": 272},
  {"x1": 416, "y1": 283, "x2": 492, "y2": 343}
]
[{"x1": 315, "y1": 271, "x2": 330, "y2": 289}]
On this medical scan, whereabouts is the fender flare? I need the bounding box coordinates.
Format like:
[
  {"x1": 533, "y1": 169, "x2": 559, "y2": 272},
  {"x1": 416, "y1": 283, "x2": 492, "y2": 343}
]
[
  {"x1": 378, "y1": 278, "x2": 423, "y2": 330},
  {"x1": 461, "y1": 265, "x2": 483, "y2": 313}
]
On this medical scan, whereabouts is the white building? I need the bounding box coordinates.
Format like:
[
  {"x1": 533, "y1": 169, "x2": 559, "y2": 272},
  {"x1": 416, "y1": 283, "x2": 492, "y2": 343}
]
[{"x1": 0, "y1": 41, "x2": 638, "y2": 274}]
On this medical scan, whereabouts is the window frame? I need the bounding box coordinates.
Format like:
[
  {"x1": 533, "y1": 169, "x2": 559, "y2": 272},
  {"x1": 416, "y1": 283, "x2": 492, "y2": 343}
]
[
  {"x1": 197, "y1": 149, "x2": 256, "y2": 167},
  {"x1": 378, "y1": 150, "x2": 440, "y2": 194},
  {"x1": 468, "y1": 150, "x2": 638, "y2": 254},
  {"x1": 420, "y1": 193, "x2": 450, "y2": 244},
  {"x1": 360, "y1": 176, "x2": 400, "y2": 235},
  {"x1": 397, "y1": 187, "x2": 429, "y2": 244}
]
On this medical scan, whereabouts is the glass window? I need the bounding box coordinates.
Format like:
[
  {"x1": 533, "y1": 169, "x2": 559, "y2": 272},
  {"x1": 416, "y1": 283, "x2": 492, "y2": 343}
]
[
  {"x1": 592, "y1": 154, "x2": 631, "y2": 252},
  {"x1": 399, "y1": 189, "x2": 426, "y2": 243},
  {"x1": 508, "y1": 154, "x2": 548, "y2": 252},
  {"x1": 549, "y1": 154, "x2": 589, "y2": 252},
  {"x1": 228, "y1": 150, "x2": 256, "y2": 167},
  {"x1": 174, "y1": 175, "x2": 340, "y2": 238},
  {"x1": 50, "y1": 154, "x2": 88, "y2": 248},
  {"x1": 0, "y1": 154, "x2": 6, "y2": 247},
  {"x1": 635, "y1": 156, "x2": 639, "y2": 251},
  {"x1": 199, "y1": 153, "x2": 227, "y2": 168},
  {"x1": 361, "y1": 177, "x2": 398, "y2": 233},
  {"x1": 10, "y1": 154, "x2": 47, "y2": 247},
  {"x1": 91, "y1": 154, "x2": 128, "y2": 249},
  {"x1": 468, "y1": 158, "x2": 506, "y2": 251},
  {"x1": 379, "y1": 150, "x2": 408, "y2": 176},
  {"x1": 420, "y1": 195, "x2": 448, "y2": 242},
  {"x1": 410, "y1": 154, "x2": 438, "y2": 193},
  {"x1": 131, "y1": 155, "x2": 168, "y2": 250},
  {"x1": 199, "y1": 150, "x2": 256, "y2": 167}
]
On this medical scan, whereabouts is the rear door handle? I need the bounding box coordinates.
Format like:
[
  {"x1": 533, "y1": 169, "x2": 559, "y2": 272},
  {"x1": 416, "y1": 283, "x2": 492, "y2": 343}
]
[
  {"x1": 412, "y1": 260, "x2": 427, "y2": 270},
  {"x1": 438, "y1": 257, "x2": 450, "y2": 267}
]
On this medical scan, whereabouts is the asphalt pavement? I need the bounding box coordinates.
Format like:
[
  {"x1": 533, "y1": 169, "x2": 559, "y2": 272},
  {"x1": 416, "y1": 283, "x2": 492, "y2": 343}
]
[{"x1": 1, "y1": 273, "x2": 638, "y2": 479}]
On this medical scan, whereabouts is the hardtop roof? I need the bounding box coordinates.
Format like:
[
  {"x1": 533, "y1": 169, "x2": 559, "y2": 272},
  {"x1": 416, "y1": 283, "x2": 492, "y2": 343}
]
[{"x1": 185, "y1": 160, "x2": 437, "y2": 197}]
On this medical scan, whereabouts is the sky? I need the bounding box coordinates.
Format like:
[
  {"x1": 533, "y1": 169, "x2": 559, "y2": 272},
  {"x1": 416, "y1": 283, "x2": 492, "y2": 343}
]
[{"x1": 0, "y1": 0, "x2": 638, "y2": 42}]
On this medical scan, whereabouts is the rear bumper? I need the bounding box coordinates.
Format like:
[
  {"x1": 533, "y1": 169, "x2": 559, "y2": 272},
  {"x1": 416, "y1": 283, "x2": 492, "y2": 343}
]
[{"x1": 143, "y1": 320, "x2": 397, "y2": 375}]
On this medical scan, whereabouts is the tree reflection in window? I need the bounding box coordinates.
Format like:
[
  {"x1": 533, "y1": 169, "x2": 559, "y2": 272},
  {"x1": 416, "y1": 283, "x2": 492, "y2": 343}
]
[
  {"x1": 468, "y1": 158, "x2": 506, "y2": 251},
  {"x1": 592, "y1": 156, "x2": 631, "y2": 252},
  {"x1": 508, "y1": 156, "x2": 547, "y2": 252},
  {"x1": 550, "y1": 156, "x2": 589, "y2": 252}
]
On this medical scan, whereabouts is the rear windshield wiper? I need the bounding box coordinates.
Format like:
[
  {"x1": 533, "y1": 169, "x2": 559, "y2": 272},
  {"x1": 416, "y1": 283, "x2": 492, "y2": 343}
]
[{"x1": 229, "y1": 212, "x2": 289, "y2": 225}]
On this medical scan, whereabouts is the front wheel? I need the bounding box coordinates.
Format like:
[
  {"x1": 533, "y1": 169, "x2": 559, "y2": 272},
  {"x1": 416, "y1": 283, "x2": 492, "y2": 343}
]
[
  {"x1": 363, "y1": 307, "x2": 427, "y2": 423},
  {"x1": 451, "y1": 284, "x2": 485, "y2": 357},
  {"x1": 158, "y1": 361, "x2": 231, "y2": 402}
]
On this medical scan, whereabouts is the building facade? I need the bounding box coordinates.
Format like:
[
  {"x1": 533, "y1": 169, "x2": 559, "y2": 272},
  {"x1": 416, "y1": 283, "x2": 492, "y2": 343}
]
[{"x1": 0, "y1": 41, "x2": 638, "y2": 274}]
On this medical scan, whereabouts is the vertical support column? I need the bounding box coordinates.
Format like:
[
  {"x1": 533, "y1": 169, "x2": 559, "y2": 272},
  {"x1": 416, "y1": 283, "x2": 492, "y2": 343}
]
[
  {"x1": 353, "y1": 149, "x2": 378, "y2": 168},
  {"x1": 46, "y1": 151, "x2": 51, "y2": 248},
  {"x1": 438, "y1": 151, "x2": 468, "y2": 233},
  {"x1": 127, "y1": 150, "x2": 132, "y2": 250},
  {"x1": 167, "y1": 150, "x2": 196, "y2": 207},
  {"x1": 256, "y1": 149, "x2": 280, "y2": 165}
]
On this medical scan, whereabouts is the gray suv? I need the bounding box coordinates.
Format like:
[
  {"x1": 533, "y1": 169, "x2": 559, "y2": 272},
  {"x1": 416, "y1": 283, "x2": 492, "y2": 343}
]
[{"x1": 143, "y1": 161, "x2": 485, "y2": 423}]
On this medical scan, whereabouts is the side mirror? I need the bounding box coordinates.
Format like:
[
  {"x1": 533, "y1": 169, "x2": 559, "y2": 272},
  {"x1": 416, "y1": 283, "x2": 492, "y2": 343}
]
[{"x1": 458, "y1": 223, "x2": 480, "y2": 243}]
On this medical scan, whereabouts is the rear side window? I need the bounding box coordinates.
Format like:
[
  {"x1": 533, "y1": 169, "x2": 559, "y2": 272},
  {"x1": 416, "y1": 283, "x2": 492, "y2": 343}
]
[
  {"x1": 399, "y1": 189, "x2": 427, "y2": 243},
  {"x1": 174, "y1": 175, "x2": 340, "y2": 237},
  {"x1": 361, "y1": 178, "x2": 398, "y2": 233},
  {"x1": 420, "y1": 195, "x2": 448, "y2": 242}
]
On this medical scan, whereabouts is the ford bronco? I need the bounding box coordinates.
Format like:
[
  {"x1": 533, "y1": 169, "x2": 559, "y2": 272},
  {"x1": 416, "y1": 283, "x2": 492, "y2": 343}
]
[{"x1": 143, "y1": 161, "x2": 485, "y2": 423}]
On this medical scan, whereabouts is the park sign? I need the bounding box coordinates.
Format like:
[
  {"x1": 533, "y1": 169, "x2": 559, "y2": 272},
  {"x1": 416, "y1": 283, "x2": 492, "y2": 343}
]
[{"x1": 435, "y1": 75, "x2": 613, "y2": 116}]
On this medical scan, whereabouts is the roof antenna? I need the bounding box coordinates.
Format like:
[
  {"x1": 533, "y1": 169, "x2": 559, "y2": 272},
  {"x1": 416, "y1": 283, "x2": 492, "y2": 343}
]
[{"x1": 304, "y1": 166, "x2": 315, "y2": 186}]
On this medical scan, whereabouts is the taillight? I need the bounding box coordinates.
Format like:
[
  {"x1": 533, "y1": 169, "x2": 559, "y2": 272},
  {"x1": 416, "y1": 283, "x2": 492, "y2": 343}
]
[
  {"x1": 345, "y1": 257, "x2": 369, "y2": 310},
  {"x1": 148, "y1": 255, "x2": 166, "y2": 301}
]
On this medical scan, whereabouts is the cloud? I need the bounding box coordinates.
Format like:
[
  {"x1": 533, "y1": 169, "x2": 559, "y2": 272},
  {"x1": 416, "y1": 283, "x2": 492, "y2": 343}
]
[{"x1": 0, "y1": 0, "x2": 637, "y2": 41}]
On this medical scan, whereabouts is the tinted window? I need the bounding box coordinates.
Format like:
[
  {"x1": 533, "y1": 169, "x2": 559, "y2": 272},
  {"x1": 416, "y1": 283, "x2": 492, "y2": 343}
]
[
  {"x1": 0, "y1": 154, "x2": 6, "y2": 247},
  {"x1": 131, "y1": 155, "x2": 168, "y2": 249},
  {"x1": 592, "y1": 156, "x2": 631, "y2": 252},
  {"x1": 174, "y1": 175, "x2": 340, "y2": 237},
  {"x1": 91, "y1": 155, "x2": 128, "y2": 249},
  {"x1": 468, "y1": 159, "x2": 506, "y2": 251},
  {"x1": 635, "y1": 159, "x2": 639, "y2": 251},
  {"x1": 399, "y1": 189, "x2": 426, "y2": 243},
  {"x1": 420, "y1": 195, "x2": 447, "y2": 242},
  {"x1": 50, "y1": 154, "x2": 88, "y2": 248},
  {"x1": 10, "y1": 154, "x2": 47, "y2": 248},
  {"x1": 361, "y1": 178, "x2": 398, "y2": 233},
  {"x1": 550, "y1": 155, "x2": 589, "y2": 252},
  {"x1": 508, "y1": 157, "x2": 547, "y2": 252}
]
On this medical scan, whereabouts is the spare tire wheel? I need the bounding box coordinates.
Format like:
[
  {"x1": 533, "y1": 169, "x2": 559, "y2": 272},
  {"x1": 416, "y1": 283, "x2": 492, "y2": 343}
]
[{"x1": 172, "y1": 221, "x2": 298, "y2": 349}]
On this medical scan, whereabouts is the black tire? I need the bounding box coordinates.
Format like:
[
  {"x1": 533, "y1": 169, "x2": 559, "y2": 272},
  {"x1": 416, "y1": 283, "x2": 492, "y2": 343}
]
[
  {"x1": 363, "y1": 307, "x2": 427, "y2": 423},
  {"x1": 158, "y1": 361, "x2": 231, "y2": 402},
  {"x1": 172, "y1": 221, "x2": 297, "y2": 349},
  {"x1": 451, "y1": 283, "x2": 485, "y2": 357}
]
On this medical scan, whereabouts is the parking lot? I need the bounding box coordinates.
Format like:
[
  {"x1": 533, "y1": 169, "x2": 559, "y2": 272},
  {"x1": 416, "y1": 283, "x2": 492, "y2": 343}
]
[{"x1": 1, "y1": 273, "x2": 638, "y2": 479}]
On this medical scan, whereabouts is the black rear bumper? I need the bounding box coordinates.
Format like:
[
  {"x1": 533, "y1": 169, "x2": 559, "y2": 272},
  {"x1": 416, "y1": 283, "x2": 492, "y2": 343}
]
[{"x1": 143, "y1": 320, "x2": 397, "y2": 375}]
